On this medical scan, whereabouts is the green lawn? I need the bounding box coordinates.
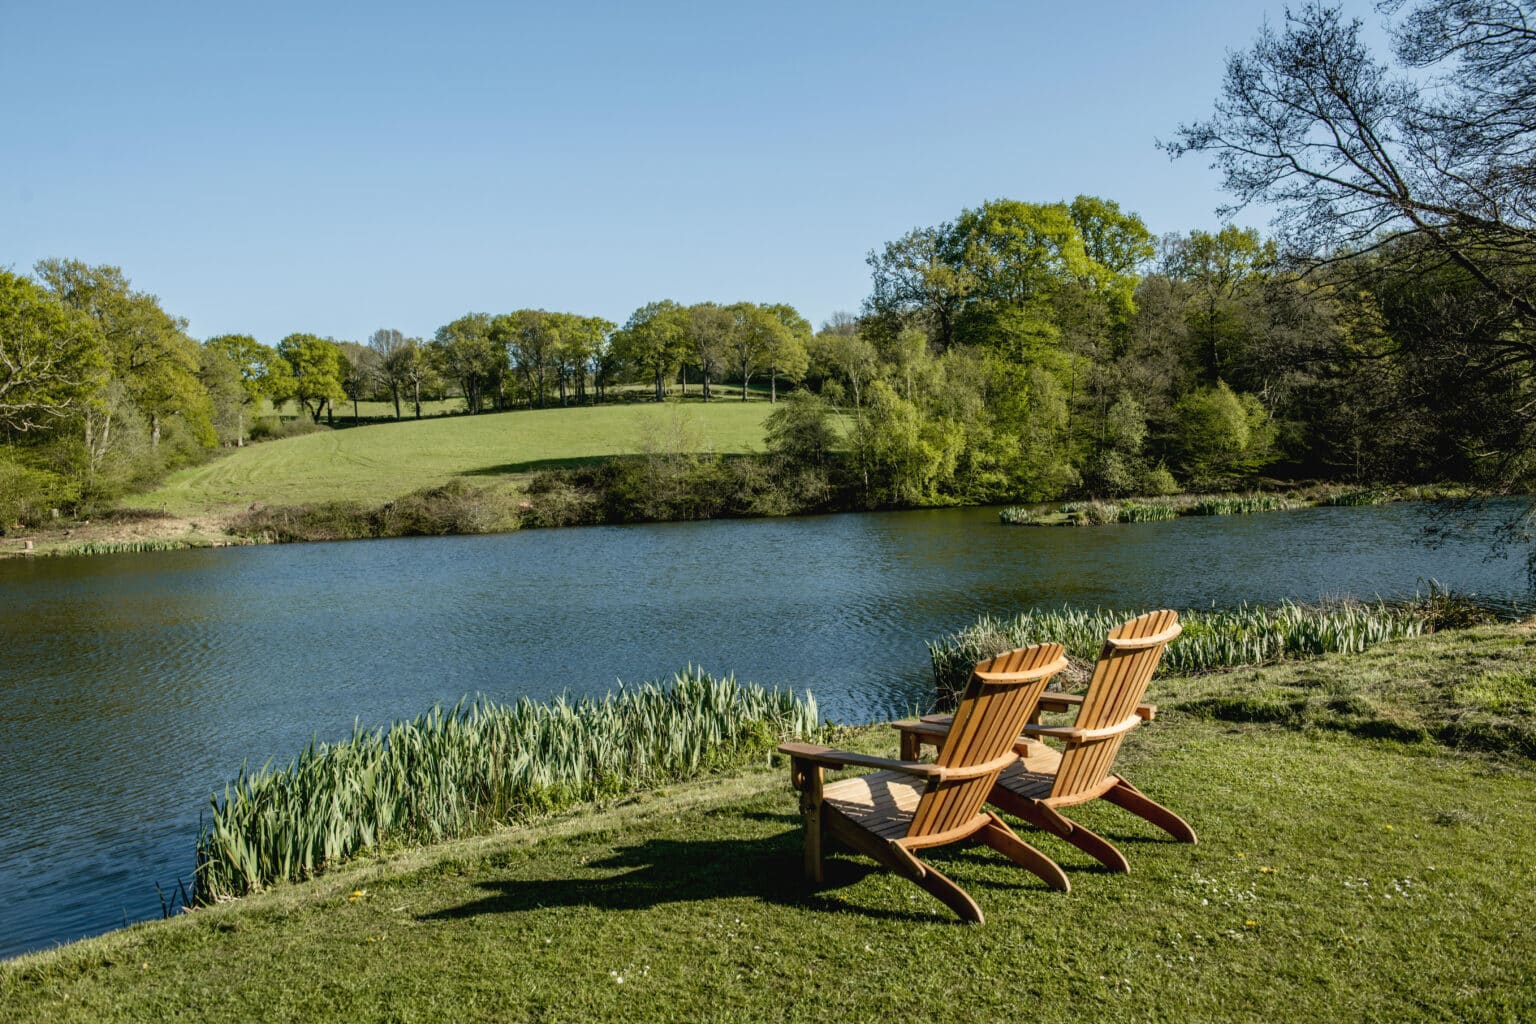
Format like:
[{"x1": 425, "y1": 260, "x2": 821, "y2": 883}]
[
  {"x1": 3, "y1": 625, "x2": 1534, "y2": 1022},
  {"x1": 129, "y1": 402, "x2": 774, "y2": 514}
]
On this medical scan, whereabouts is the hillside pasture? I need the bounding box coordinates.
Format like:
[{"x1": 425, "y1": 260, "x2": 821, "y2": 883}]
[{"x1": 129, "y1": 402, "x2": 774, "y2": 514}]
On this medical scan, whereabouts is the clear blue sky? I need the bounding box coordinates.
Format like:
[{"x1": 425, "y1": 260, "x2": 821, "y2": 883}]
[{"x1": 1, "y1": 0, "x2": 1387, "y2": 344}]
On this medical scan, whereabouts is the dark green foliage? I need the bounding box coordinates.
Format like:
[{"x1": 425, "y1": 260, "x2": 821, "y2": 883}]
[{"x1": 229, "y1": 481, "x2": 515, "y2": 542}]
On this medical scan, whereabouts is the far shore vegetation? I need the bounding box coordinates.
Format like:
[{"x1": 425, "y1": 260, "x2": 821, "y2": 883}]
[{"x1": 4, "y1": 617, "x2": 1533, "y2": 1021}]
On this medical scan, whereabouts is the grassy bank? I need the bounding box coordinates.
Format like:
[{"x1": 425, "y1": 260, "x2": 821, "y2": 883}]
[
  {"x1": 125, "y1": 402, "x2": 774, "y2": 515},
  {"x1": 999, "y1": 483, "x2": 1476, "y2": 527},
  {"x1": 3, "y1": 623, "x2": 1534, "y2": 1022}
]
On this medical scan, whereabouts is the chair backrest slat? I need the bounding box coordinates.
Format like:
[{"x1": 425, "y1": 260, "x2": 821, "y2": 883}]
[
  {"x1": 1048, "y1": 611, "x2": 1179, "y2": 802},
  {"x1": 907, "y1": 643, "x2": 1063, "y2": 839}
]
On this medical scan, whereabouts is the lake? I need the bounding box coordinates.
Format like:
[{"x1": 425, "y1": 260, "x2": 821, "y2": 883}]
[{"x1": 0, "y1": 500, "x2": 1527, "y2": 958}]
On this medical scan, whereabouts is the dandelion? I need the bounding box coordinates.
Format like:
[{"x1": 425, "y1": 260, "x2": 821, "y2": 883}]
[
  {"x1": 347, "y1": 889, "x2": 367, "y2": 903},
  {"x1": 1244, "y1": 920, "x2": 1257, "y2": 928},
  {"x1": 1236, "y1": 852, "x2": 1246, "y2": 859},
  {"x1": 1259, "y1": 866, "x2": 1275, "y2": 874},
  {"x1": 1382, "y1": 824, "x2": 1395, "y2": 832}
]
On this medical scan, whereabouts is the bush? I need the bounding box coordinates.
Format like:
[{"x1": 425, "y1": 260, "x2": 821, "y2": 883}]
[
  {"x1": 0, "y1": 452, "x2": 76, "y2": 532},
  {"x1": 230, "y1": 481, "x2": 514, "y2": 542},
  {"x1": 247, "y1": 416, "x2": 326, "y2": 443}
]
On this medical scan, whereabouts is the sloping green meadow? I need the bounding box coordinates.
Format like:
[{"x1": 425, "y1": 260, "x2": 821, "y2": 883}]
[
  {"x1": 127, "y1": 402, "x2": 773, "y2": 514},
  {"x1": 3, "y1": 623, "x2": 1534, "y2": 1022}
]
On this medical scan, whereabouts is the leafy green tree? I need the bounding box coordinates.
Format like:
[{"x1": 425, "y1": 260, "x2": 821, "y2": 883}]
[
  {"x1": 1162, "y1": 226, "x2": 1276, "y2": 382},
  {"x1": 725, "y1": 303, "x2": 787, "y2": 401},
  {"x1": 493, "y1": 310, "x2": 555, "y2": 408},
  {"x1": 612, "y1": 301, "x2": 689, "y2": 401},
  {"x1": 433, "y1": 313, "x2": 499, "y2": 412},
  {"x1": 810, "y1": 322, "x2": 879, "y2": 408},
  {"x1": 337, "y1": 341, "x2": 378, "y2": 421},
  {"x1": 204, "y1": 334, "x2": 293, "y2": 445},
  {"x1": 864, "y1": 223, "x2": 975, "y2": 350},
  {"x1": 764, "y1": 391, "x2": 839, "y2": 468},
  {"x1": 684, "y1": 302, "x2": 732, "y2": 400},
  {"x1": 36, "y1": 259, "x2": 213, "y2": 451},
  {"x1": 1169, "y1": 380, "x2": 1276, "y2": 484},
  {"x1": 277, "y1": 333, "x2": 347, "y2": 423},
  {"x1": 848, "y1": 379, "x2": 963, "y2": 505},
  {"x1": 762, "y1": 303, "x2": 811, "y2": 402},
  {"x1": 0, "y1": 270, "x2": 103, "y2": 435},
  {"x1": 368, "y1": 328, "x2": 412, "y2": 419}
]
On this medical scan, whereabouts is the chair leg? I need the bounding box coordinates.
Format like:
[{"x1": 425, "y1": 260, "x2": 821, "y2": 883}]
[
  {"x1": 887, "y1": 841, "x2": 985, "y2": 923},
  {"x1": 1103, "y1": 776, "x2": 1198, "y2": 844},
  {"x1": 793, "y1": 761, "x2": 825, "y2": 883},
  {"x1": 977, "y1": 813, "x2": 1071, "y2": 892},
  {"x1": 989, "y1": 787, "x2": 1130, "y2": 873}
]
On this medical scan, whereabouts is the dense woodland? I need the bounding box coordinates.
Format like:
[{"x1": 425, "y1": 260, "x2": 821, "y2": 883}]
[{"x1": 2, "y1": 0, "x2": 1532, "y2": 530}]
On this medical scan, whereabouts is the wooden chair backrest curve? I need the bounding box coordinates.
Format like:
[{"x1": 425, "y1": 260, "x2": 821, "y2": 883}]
[
  {"x1": 1049, "y1": 610, "x2": 1180, "y2": 803},
  {"x1": 907, "y1": 643, "x2": 1065, "y2": 840}
]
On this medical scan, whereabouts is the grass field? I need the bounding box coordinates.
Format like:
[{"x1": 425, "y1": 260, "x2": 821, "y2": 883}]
[
  {"x1": 128, "y1": 402, "x2": 775, "y2": 514},
  {"x1": 3, "y1": 624, "x2": 1533, "y2": 1022}
]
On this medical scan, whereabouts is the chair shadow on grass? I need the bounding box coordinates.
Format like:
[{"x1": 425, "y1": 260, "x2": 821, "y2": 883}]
[{"x1": 417, "y1": 813, "x2": 1053, "y2": 925}]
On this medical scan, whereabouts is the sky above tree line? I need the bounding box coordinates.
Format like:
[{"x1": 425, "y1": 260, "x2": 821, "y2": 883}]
[{"x1": 2, "y1": 0, "x2": 1388, "y2": 344}]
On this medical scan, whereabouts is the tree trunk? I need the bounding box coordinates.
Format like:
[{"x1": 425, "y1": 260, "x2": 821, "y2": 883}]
[
  {"x1": 237, "y1": 405, "x2": 244, "y2": 447},
  {"x1": 150, "y1": 413, "x2": 160, "y2": 448},
  {"x1": 352, "y1": 395, "x2": 359, "y2": 422},
  {"x1": 326, "y1": 400, "x2": 333, "y2": 426},
  {"x1": 740, "y1": 362, "x2": 750, "y2": 401},
  {"x1": 413, "y1": 380, "x2": 421, "y2": 419},
  {"x1": 654, "y1": 368, "x2": 664, "y2": 401},
  {"x1": 770, "y1": 367, "x2": 778, "y2": 403},
  {"x1": 392, "y1": 385, "x2": 401, "y2": 420}
]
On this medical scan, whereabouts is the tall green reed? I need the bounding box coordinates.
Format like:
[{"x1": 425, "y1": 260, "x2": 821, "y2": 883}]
[
  {"x1": 194, "y1": 669, "x2": 817, "y2": 903},
  {"x1": 928, "y1": 600, "x2": 1432, "y2": 707}
]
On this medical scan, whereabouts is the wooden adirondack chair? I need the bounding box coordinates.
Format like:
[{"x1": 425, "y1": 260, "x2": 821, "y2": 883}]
[
  {"x1": 896, "y1": 610, "x2": 1195, "y2": 875},
  {"x1": 778, "y1": 643, "x2": 1071, "y2": 924}
]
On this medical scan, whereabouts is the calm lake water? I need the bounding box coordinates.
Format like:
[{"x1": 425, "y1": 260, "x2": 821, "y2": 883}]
[{"x1": 0, "y1": 501, "x2": 1528, "y2": 958}]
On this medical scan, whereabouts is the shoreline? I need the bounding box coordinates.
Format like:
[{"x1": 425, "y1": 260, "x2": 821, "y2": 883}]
[{"x1": 0, "y1": 480, "x2": 1501, "y2": 562}]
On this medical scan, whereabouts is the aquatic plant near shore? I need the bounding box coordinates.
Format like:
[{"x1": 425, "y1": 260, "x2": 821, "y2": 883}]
[
  {"x1": 998, "y1": 506, "x2": 1034, "y2": 524},
  {"x1": 1190, "y1": 494, "x2": 1295, "y2": 516},
  {"x1": 927, "y1": 600, "x2": 1435, "y2": 707},
  {"x1": 194, "y1": 670, "x2": 818, "y2": 903}
]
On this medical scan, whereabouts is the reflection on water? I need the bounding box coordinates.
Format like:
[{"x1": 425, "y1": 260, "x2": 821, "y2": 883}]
[{"x1": 0, "y1": 500, "x2": 1527, "y2": 957}]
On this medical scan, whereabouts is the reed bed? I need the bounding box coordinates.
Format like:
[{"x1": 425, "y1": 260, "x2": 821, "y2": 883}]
[
  {"x1": 1189, "y1": 493, "x2": 1295, "y2": 516},
  {"x1": 928, "y1": 600, "x2": 1430, "y2": 706},
  {"x1": 194, "y1": 669, "x2": 818, "y2": 903},
  {"x1": 62, "y1": 539, "x2": 196, "y2": 556},
  {"x1": 998, "y1": 506, "x2": 1034, "y2": 524},
  {"x1": 1115, "y1": 500, "x2": 1183, "y2": 522},
  {"x1": 1321, "y1": 488, "x2": 1391, "y2": 507}
]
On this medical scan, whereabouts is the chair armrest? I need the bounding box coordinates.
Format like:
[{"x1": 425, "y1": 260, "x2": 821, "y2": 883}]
[
  {"x1": 1035, "y1": 693, "x2": 1158, "y2": 721},
  {"x1": 1019, "y1": 714, "x2": 1143, "y2": 743},
  {"x1": 777, "y1": 742, "x2": 944, "y2": 779},
  {"x1": 777, "y1": 742, "x2": 1018, "y2": 783}
]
